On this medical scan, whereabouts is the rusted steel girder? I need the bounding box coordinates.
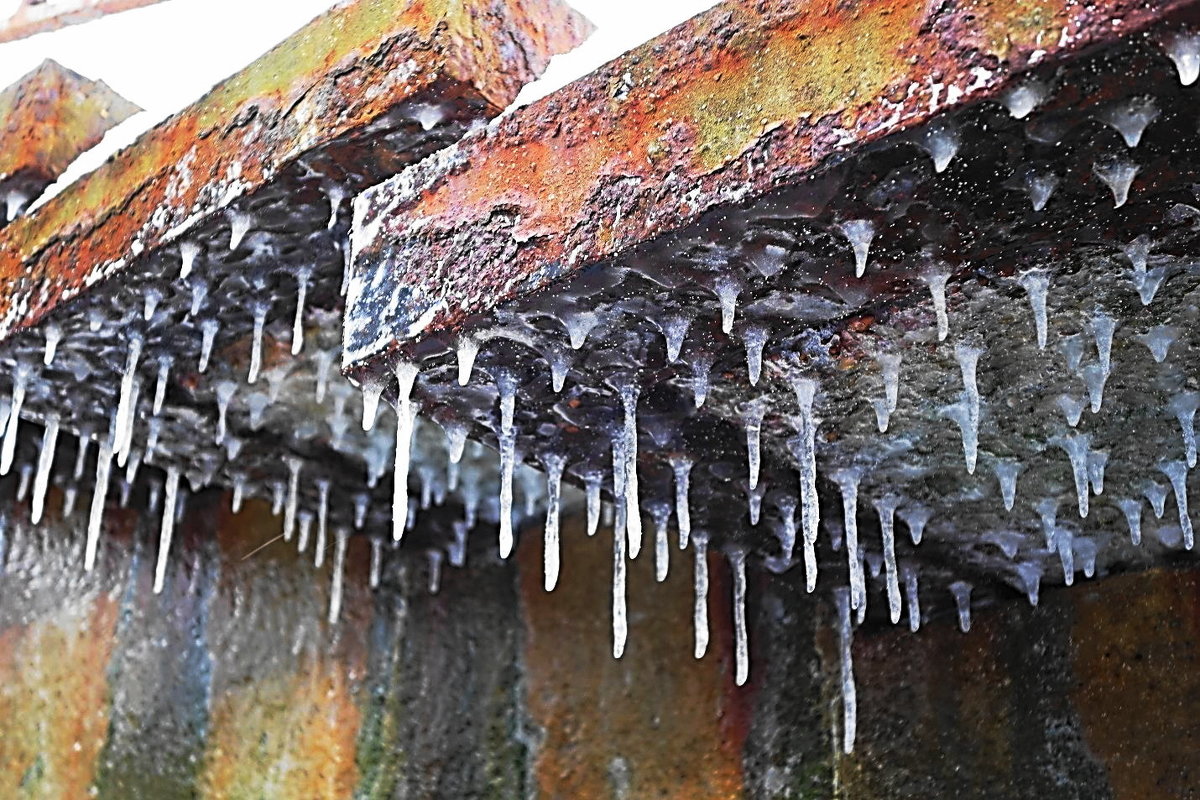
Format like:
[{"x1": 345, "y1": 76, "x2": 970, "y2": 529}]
[
  {"x1": 0, "y1": 0, "x2": 172, "y2": 43},
  {"x1": 345, "y1": 0, "x2": 1197, "y2": 364},
  {"x1": 0, "y1": 59, "x2": 139, "y2": 224}
]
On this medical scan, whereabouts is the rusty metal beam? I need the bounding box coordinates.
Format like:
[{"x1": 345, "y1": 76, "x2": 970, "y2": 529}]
[
  {"x1": 345, "y1": 0, "x2": 1195, "y2": 365},
  {"x1": 0, "y1": 59, "x2": 139, "y2": 223}
]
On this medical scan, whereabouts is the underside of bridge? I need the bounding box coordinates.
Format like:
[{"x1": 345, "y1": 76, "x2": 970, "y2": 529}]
[{"x1": 1, "y1": 0, "x2": 1199, "y2": 797}]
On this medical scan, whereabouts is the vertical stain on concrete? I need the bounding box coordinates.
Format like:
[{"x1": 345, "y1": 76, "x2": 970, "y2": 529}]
[{"x1": 518, "y1": 515, "x2": 746, "y2": 799}]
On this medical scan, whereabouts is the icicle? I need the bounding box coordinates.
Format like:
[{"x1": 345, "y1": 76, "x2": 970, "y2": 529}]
[
  {"x1": 1016, "y1": 562, "x2": 1042, "y2": 606},
  {"x1": 542, "y1": 453, "x2": 565, "y2": 591},
  {"x1": 213, "y1": 381, "x2": 237, "y2": 443},
  {"x1": 73, "y1": 431, "x2": 91, "y2": 480},
  {"x1": 145, "y1": 417, "x2": 161, "y2": 456},
  {"x1": 1087, "y1": 450, "x2": 1108, "y2": 495},
  {"x1": 457, "y1": 336, "x2": 479, "y2": 386},
  {"x1": 30, "y1": 416, "x2": 59, "y2": 524},
  {"x1": 1081, "y1": 364, "x2": 1108, "y2": 413},
  {"x1": 153, "y1": 467, "x2": 181, "y2": 594},
  {"x1": 922, "y1": 269, "x2": 951, "y2": 341},
  {"x1": 613, "y1": 522, "x2": 627, "y2": 659},
  {"x1": 231, "y1": 476, "x2": 245, "y2": 513},
  {"x1": 1162, "y1": 31, "x2": 1200, "y2": 85},
  {"x1": 198, "y1": 319, "x2": 219, "y2": 372},
  {"x1": 1055, "y1": 528, "x2": 1075, "y2": 585},
  {"x1": 227, "y1": 209, "x2": 253, "y2": 250},
  {"x1": 1135, "y1": 324, "x2": 1178, "y2": 363},
  {"x1": 1144, "y1": 481, "x2": 1168, "y2": 519},
  {"x1": 43, "y1": 323, "x2": 61, "y2": 366},
  {"x1": 870, "y1": 398, "x2": 891, "y2": 433},
  {"x1": 291, "y1": 267, "x2": 311, "y2": 355},
  {"x1": 957, "y1": 344, "x2": 983, "y2": 471},
  {"x1": 178, "y1": 240, "x2": 199, "y2": 279},
  {"x1": 874, "y1": 495, "x2": 902, "y2": 624},
  {"x1": 426, "y1": 550, "x2": 442, "y2": 593},
  {"x1": 548, "y1": 349, "x2": 570, "y2": 393},
  {"x1": 369, "y1": 538, "x2": 383, "y2": 588},
  {"x1": 0, "y1": 363, "x2": 30, "y2": 476},
  {"x1": 564, "y1": 310, "x2": 600, "y2": 350},
  {"x1": 835, "y1": 587, "x2": 857, "y2": 754},
  {"x1": 693, "y1": 532, "x2": 709, "y2": 659},
  {"x1": 921, "y1": 122, "x2": 960, "y2": 172},
  {"x1": 1101, "y1": 96, "x2": 1159, "y2": 147},
  {"x1": 879, "y1": 353, "x2": 901, "y2": 413},
  {"x1": 584, "y1": 473, "x2": 602, "y2": 536},
  {"x1": 1124, "y1": 235, "x2": 1151, "y2": 275},
  {"x1": 1094, "y1": 159, "x2": 1139, "y2": 207},
  {"x1": 690, "y1": 353, "x2": 713, "y2": 408},
  {"x1": 282, "y1": 457, "x2": 301, "y2": 541},
  {"x1": 1001, "y1": 80, "x2": 1047, "y2": 118},
  {"x1": 353, "y1": 492, "x2": 369, "y2": 529},
  {"x1": 1060, "y1": 334, "x2": 1086, "y2": 374},
  {"x1": 650, "y1": 502, "x2": 670, "y2": 582},
  {"x1": 837, "y1": 219, "x2": 875, "y2": 278},
  {"x1": 661, "y1": 315, "x2": 690, "y2": 363},
  {"x1": 987, "y1": 458, "x2": 1020, "y2": 512},
  {"x1": 1133, "y1": 266, "x2": 1168, "y2": 306},
  {"x1": 315, "y1": 479, "x2": 330, "y2": 555},
  {"x1": 792, "y1": 377, "x2": 821, "y2": 549},
  {"x1": 393, "y1": 361, "x2": 420, "y2": 544},
  {"x1": 1051, "y1": 434, "x2": 1092, "y2": 518},
  {"x1": 247, "y1": 301, "x2": 270, "y2": 384},
  {"x1": 902, "y1": 565, "x2": 920, "y2": 632},
  {"x1": 1092, "y1": 311, "x2": 1117, "y2": 375},
  {"x1": 1171, "y1": 392, "x2": 1200, "y2": 468},
  {"x1": 153, "y1": 355, "x2": 171, "y2": 415},
  {"x1": 949, "y1": 581, "x2": 972, "y2": 632},
  {"x1": 494, "y1": 371, "x2": 518, "y2": 557},
  {"x1": 1057, "y1": 395, "x2": 1085, "y2": 427},
  {"x1": 671, "y1": 455, "x2": 693, "y2": 549},
  {"x1": 619, "y1": 382, "x2": 643, "y2": 559},
  {"x1": 742, "y1": 399, "x2": 766, "y2": 490},
  {"x1": 4, "y1": 189, "x2": 29, "y2": 221},
  {"x1": 1160, "y1": 461, "x2": 1194, "y2": 549},
  {"x1": 1017, "y1": 270, "x2": 1050, "y2": 349},
  {"x1": 833, "y1": 470, "x2": 865, "y2": 610},
  {"x1": 730, "y1": 549, "x2": 749, "y2": 686},
  {"x1": 360, "y1": 377, "x2": 385, "y2": 432},
  {"x1": 314, "y1": 350, "x2": 334, "y2": 402},
  {"x1": 314, "y1": 508, "x2": 328, "y2": 568},
  {"x1": 1025, "y1": 172, "x2": 1058, "y2": 212},
  {"x1": 328, "y1": 529, "x2": 349, "y2": 624},
  {"x1": 941, "y1": 399, "x2": 978, "y2": 475},
  {"x1": 898, "y1": 505, "x2": 931, "y2": 546},
  {"x1": 15, "y1": 463, "x2": 31, "y2": 504},
  {"x1": 713, "y1": 277, "x2": 741, "y2": 334},
  {"x1": 1117, "y1": 498, "x2": 1144, "y2": 545}
]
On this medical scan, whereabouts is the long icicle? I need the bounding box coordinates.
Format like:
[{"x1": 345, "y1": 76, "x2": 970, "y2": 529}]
[
  {"x1": 619, "y1": 382, "x2": 643, "y2": 559},
  {"x1": 693, "y1": 531, "x2": 710, "y2": 659},
  {"x1": 730, "y1": 549, "x2": 749, "y2": 686},
  {"x1": 1, "y1": 363, "x2": 31, "y2": 475},
  {"x1": 496, "y1": 370, "x2": 516, "y2": 557},
  {"x1": 30, "y1": 416, "x2": 60, "y2": 524},
  {"x1": 543, "y1": 453, "x2": 565, "y2": 591},
  {"x1": 393, "y1": 361, "x2": 420, "y2": 543},
  {"x1": 835, "y1": 587, "x2": 857, "y2": 754},
  {"x1": 153, "y1": 466, "x2": 181, "y2": 594},
  {"x1": 84, "y1": 421, "x2": 117, "y2": 571},
  {"x1": 613, "y1": 516, "x2": 628, "y2": 658}
]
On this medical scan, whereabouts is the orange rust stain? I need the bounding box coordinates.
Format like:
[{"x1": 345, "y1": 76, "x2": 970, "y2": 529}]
[
  {"x1": 518, "y1": 516, "x2": 745, "y2": 799},
  {"x1": 0, "y1": 596, "x2": 120, "y2": 799},
  {"x1": 1071, "y1": 569, "x2": 1200, "y2": 800},
  {"x1": 200, "y1": 665, "x2": 362, "y2": 799}
]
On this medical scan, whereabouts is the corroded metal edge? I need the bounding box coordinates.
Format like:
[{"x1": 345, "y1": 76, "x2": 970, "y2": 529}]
[{"x1": 0, "y1": 0, "x2": 168, "y2": 44}]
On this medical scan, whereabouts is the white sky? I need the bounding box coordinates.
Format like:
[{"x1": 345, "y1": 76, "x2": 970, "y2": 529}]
[{"x1": 0, "y1": 0, "x2": 718, "y2": 203}]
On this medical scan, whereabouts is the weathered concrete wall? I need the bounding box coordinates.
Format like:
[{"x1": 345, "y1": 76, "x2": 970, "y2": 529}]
[{"x1": 1, "y1": 493, "x2": 1197, "y2": 798}]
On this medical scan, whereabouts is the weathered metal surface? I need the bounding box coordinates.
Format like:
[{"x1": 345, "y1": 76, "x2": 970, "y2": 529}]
[
  {"x1": 345, "y1": 0, "x2": 1195, "y2": 361},
  {"x1": 0, "y1": 0, "x2": 168, "y2": 43},
  {"x1": 0, "y1": 59, "x2": 139, "y2": 224}
]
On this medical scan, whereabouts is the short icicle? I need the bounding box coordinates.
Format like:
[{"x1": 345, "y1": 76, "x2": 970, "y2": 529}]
[
  {"x1": 247, "y1": 301, "x2": 270, "y2": 384},
  {"x1": 291, "y1": 267, "x2": 312, "y2": 355},
  {"x1": 1160, "y1": 461, "x2": 1194, "y2": 549},
  {"x1": 282, "y1": 456, "x2": 301, "y2": 541},
  {"x1": 328, "y1": 529, "x2": 349, "y2": 624},
  {"x1": 671, "y1": 455, "x2": 693, "y2": 549},
  {"x1": 949, "y1": 581, "x2": 972, "y2": 632}
]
